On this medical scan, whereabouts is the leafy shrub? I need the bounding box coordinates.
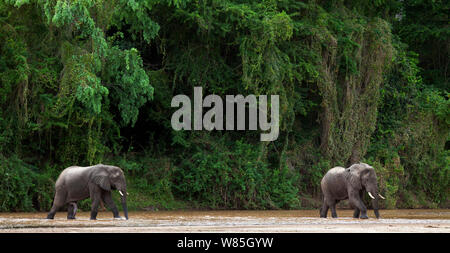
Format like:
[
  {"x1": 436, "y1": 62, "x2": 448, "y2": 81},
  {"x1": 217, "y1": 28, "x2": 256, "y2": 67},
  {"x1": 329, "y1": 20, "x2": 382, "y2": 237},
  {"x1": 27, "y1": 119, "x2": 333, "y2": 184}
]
[
  {"x1": 173, "y1": 139, "x2": 299, "y2": 209},
  {"x1": 0, "y1": 156, "x2": 53, "y2": 211}
]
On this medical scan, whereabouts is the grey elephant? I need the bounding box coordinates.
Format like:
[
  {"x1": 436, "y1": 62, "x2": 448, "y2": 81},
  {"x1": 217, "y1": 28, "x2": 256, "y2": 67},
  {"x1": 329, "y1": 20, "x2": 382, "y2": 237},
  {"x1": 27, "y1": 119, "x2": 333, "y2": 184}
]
[
  {"x1": 320, "y1": 163, "x2": 385, "y2": 219},
  {"x1": 46, "y1": 164, "x2": 128, "y2": 220}
]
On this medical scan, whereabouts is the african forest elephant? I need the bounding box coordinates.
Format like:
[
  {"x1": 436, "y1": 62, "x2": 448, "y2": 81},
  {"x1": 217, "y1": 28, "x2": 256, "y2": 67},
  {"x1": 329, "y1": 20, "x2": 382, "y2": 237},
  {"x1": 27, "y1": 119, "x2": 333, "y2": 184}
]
[
  {"x1": 320, "y1": 163, "x2": 385, "y2": 219},
  {"x1": 47, "y1": 164, "x2": 128, "y2": 220}
]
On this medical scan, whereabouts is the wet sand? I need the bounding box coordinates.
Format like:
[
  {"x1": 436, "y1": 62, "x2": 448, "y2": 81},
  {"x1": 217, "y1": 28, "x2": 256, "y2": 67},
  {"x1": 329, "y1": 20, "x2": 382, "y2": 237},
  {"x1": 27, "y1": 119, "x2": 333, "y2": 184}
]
[{"x1": 0, "y1": 209, "x2": 449, "y2": 233}]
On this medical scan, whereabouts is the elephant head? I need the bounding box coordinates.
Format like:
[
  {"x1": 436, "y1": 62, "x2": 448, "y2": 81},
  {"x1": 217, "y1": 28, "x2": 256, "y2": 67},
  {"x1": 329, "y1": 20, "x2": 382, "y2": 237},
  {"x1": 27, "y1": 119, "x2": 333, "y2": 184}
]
[
  {"x1": 347, "y1": 163, "x2": 385, "y2": 218},
  {"x1": 93, "y1": 165, "x2": 129, "y2": 219}
]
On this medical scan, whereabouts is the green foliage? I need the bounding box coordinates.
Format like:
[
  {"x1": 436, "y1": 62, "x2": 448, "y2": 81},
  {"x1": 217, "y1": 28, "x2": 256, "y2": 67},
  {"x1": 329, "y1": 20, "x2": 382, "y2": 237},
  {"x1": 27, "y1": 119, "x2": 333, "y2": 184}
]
[
  {"x1": 112, "y1": 0, "x2": 160, "y2": 43},
  {"x1": 0, "y1": 156, "x2": 34, "y2": 211},
  {"x1": 103, "y1": 47, "x2": 154, "y2": 126},
  {"x1": 0, "y1": 155, "x2": 53, "y2": 211},
  {"x1": 173, "y1": 139, "x2": 299, "y2": 209},
  {"x1": 395, "y1": 0, "x2": 449, "y2": 90},
  {"x1": 419, "y1": 88, "x2": 450, "y2": 125},
  {"x1": 369, "y1": 36, "x2": 449, "y2": 207}
]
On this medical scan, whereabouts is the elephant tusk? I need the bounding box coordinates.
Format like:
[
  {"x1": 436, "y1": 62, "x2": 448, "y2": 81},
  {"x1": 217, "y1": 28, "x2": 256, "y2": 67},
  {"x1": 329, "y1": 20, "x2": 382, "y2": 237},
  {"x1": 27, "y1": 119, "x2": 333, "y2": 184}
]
[
  {"x1": 119, "y1": 190, "x2": 124, "y2": 196},
  {"x1": 368, "y1": 192, "x2": 375, "y2": 199},
  {"x1": 378, "y1": 194, "x2": 386, "y2": 199},
  {"x1": 127, "y1": 192, "x2": 129, "y2": 196}
]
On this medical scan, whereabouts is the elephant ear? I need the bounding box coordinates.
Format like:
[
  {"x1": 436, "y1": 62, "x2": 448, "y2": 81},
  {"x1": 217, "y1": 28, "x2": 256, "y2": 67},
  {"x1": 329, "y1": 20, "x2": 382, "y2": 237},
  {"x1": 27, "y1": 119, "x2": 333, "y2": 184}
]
[
  {"x1": 93, "y1": 174, "x2": 111, "y2": 191},
  {"x1": 347, "y1": 164, "x2": 363, "y2": 190}
]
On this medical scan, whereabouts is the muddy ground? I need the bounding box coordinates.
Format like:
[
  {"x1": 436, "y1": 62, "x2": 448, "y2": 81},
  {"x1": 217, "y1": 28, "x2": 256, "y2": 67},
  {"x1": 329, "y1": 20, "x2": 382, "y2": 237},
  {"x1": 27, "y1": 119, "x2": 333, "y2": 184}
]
[{"x1": 0, "y1": 209, "x2": 449, "y2": 233}]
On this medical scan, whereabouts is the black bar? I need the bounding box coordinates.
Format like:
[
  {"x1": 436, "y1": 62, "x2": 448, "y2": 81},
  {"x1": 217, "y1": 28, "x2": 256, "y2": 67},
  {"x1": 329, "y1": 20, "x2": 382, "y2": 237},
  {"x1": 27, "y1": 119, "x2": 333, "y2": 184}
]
[{"x1": 0, "y1": 233, "x2": 447, "y2": 251}]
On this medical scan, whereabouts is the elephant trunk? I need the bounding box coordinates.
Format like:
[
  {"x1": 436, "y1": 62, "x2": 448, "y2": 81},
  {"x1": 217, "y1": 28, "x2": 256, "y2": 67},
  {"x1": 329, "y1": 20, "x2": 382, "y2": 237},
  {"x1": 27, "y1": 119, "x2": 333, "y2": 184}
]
[
  {"x1": 121, "y1": 195, "x2": 128, "y2": 220},
  {"x1": 122, "y1": 199, "x2": 128, "y2": 220},
  {"x1": 367, "y1": 189, "x2": 380, "y2": 219},
  {"x1": 372, "y1": 197, "x2": 380, "y2": 219},
  {"x1": 118, "y1": 189, "x2": 128, "y2": 220}
]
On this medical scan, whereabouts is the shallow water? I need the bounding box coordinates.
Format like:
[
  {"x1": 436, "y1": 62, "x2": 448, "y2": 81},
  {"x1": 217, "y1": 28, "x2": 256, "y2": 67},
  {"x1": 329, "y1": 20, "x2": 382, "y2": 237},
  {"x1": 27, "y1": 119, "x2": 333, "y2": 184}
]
[{"x1": 0, "y1": 209, "x2": 449, "y2": 232}]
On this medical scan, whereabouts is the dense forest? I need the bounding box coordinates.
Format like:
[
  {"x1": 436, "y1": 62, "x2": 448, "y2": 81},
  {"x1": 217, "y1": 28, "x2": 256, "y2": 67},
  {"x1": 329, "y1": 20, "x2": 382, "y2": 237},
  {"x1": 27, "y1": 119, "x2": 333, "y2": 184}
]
[{"x1": 0, "y1": 0, "x2": 448, "y2": 212}]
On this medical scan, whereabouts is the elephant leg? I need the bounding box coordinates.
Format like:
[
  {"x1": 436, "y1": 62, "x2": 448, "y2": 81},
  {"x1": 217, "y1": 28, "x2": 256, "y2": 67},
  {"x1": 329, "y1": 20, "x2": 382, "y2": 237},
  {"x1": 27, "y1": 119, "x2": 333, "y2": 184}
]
[
  {"x1": 47, "y1": 190, "x2": 66, "y2": 219},
  {"x1": 89, "y1": 186, "x2": 102, "y2": 220},
  {"x1": 330, "y1": 201, "x2": 338, "y2": 218},
  {"x1": 101, "y1": 191, "x2": 120, "y2": 218},
  {"x1": 90, "y1": 198, "x2": 100, "y2": 220},
  {"x1": 324, "y1": 197, "x2": 337, "y2": 218},
  {"x1": 352, "y1": 191, "x2": 362, "y2": 218},
  {"x1": 320, "y1": 201, "x2": 329, "y2": 218},
  {"x1": 67, "y1": 202, "x2": 78, "y2": 219},
  {"x1": 349, "y1": 192, "x2": 368, "y2": 219}
]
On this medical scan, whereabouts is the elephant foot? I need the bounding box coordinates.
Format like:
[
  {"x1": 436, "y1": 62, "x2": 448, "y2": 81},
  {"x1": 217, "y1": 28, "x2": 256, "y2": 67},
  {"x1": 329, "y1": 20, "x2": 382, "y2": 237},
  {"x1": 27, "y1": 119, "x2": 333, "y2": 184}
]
[
  {"x1": 114, "y1": 216, "x2": 126, "y2": 220},
  {"x1": 360, "y1": 214, "x2": 369, "y2": 219},
  {"x1": 90, "y1": 211, "x2": 98, "y2": 220}
]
